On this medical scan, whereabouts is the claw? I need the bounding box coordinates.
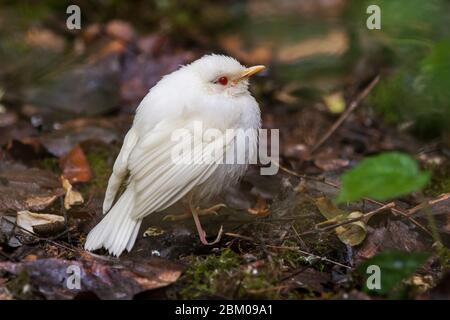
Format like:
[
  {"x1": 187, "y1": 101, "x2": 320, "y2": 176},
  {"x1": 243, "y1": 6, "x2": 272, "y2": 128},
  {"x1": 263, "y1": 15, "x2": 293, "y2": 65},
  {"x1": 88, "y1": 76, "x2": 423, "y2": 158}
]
[{"x1": 199, "y1": 225, "x2": 224, "y2": 245}]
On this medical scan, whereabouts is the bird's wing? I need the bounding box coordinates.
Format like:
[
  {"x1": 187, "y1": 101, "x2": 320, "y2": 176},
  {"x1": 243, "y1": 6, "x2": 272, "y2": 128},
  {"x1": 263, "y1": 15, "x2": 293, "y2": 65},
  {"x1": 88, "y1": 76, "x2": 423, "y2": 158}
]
[
  {"x1": 128, "y1": 119, "x2": 235, "y2": 220},
  {"x1": 102, "y1": 128, "x2": 138, "y2": 213}
]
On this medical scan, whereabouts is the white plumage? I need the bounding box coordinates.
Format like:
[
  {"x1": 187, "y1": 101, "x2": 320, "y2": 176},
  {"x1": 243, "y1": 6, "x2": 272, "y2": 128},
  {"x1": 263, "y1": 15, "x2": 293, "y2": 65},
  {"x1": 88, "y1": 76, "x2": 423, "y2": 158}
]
[{"x1": 85, "y1": 54, "x2": 264, "y2": 256}]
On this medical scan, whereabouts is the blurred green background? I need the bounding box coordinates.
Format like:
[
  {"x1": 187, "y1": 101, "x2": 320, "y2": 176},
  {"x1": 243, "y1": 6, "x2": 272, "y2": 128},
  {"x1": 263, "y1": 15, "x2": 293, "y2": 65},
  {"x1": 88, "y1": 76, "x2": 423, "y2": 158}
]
[{"x1": 0, "y1": 0, "x2": 449, "y2": 138}]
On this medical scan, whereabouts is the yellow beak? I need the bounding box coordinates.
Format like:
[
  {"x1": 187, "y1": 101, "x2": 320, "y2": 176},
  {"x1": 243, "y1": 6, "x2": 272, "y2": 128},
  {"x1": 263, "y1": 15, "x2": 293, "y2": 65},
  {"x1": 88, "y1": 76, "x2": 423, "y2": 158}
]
[{"x1": 233, "y1": 65, "x2": 266, "y2": 84}]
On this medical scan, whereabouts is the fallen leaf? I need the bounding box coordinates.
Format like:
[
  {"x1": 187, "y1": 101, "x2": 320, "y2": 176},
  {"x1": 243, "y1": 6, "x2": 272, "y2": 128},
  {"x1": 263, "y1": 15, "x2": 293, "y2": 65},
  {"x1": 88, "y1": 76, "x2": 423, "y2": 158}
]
[
  {"x1": 356, "y1": 220, "x2": 429, "y2": 260},
  {"x1": 283, "y1": 268, "x2": 330, "y2": 293},
  {"x1": 247, "y1": 196, "x2": 270, "y2": 217},
  {"x1": 315, "y1": 198, "x2": 366, "y2": 246},
  {"x1": 61, "y1": 176, "x2": 84, "y2": 210},
  {"x1": 143, "y1": 226, "x2": 165, "y2": 237},
  {"x1": 0, "y1": 255, "x2": 183, "y2": 299},
  {"x1": 0, "y1": 162, "x2": 64, "y2": 212},
  {"x1": 323, "y1": 92, "x2": 345, "y2": 114},
  {"x1": 59, "y1": 145, "x2": 92, "y2": 184},
  {"x1": 40, "y1": 119, "x2": 118, "y2": 157},
  {"x1": 0, "y1": 111, "x2": 18, "y2": 127},
  {"x1": 314, "y1": 158, "x2": 349, "y2": 172},
  {"x1": 315, "y1": 197, "x2": 345, "y2": 220},
  {"x1": 16, "y1": 210, "x2": 64, "y2": 234},
  {"x1": 105, "y1": 20, "x2": 135, "y2": 43},
  {"x1": 277, "y1": 30, "x2": 348, "y2": 62},
  {"x1": 25, "y1": 28, "x2": 66, "y2": 53},
  {"x1": 335, "y1": 212, "x2": 366, "y2": 246}
]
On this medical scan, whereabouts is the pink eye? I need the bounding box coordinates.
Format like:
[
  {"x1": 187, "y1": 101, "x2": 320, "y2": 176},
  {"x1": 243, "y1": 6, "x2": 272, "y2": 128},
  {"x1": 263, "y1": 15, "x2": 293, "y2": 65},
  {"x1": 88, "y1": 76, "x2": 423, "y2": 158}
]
[{"x1": 217, "y1": 76, "x2": 228, "y2": 85}]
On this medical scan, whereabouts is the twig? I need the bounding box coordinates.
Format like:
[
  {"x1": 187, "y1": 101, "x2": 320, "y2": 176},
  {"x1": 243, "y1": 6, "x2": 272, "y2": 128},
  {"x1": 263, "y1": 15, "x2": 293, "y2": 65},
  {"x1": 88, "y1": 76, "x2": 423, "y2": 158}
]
[
  {"x1": 301, "y1": 202, "x2": 395, "y2": 236},
  {"x1": 311, "y1": 75, "x2": 380, "y2": 153},
  {"x1": 0, "y1": 216, "x2": 78, "y2": 253},
  {"x1": 275, "y1": 162, "x2": 433, "y2": 236},
  {"x1": 266, "y1": 245, "x2": 352, "y2": 270},
  {"x1": 224, "y1": 232, "x2": 351, "y2": 269},
  {"x1": 406, "y1": 193, "x2": 450, "y2": 217}
]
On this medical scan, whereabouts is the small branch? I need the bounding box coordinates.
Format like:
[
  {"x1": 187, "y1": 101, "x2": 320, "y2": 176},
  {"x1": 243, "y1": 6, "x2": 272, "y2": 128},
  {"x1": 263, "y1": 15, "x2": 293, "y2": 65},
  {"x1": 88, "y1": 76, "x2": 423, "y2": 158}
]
[
  {"x1": 311, "y1": 75, "x2": 380, "y2": 154},
  {"x1": 406, "y1": 193, "x2": 450, "y2": 217},
  {"x1": 0, "y1": 216, "x2": 78, "y2": 253},
  {"x1": 275, "y1": 162, "x2": 433, "y2": 236},
  {"x1": 266, "y1": 245, "x2": 352, "y2": 270},
  {"x1": 310, "y1": 202, "x2": 395, "y2": 234},
  {"x1": 225, "y1": 232, "x2": 351, "y2": 269}
]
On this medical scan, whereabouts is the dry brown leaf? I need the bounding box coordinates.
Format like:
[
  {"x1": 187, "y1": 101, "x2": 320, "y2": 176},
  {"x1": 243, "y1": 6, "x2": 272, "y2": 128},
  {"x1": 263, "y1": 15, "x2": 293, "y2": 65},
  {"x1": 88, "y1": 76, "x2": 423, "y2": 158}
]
[
  {"x1": 16, "y1": 210, "x2": 64, "y2": 234},
  {"x1": 219, "y1": 35, "x2": 273, "y2": 65},
  {"x1": 25, "y1": 28, "x2": 66, "y2": 52},
  {"x1": 61, "y1": 176, "x2": 84, "y2": 210},
  {"x1": 0, "y1": 255, "x2": 183, "y2": 299},
  {"x1": 0, "y1": 162, "x2": 64, "y2": 212},
  {"x1": 59, "y1": 144, "x2": 92, "y2": 184},
  {"x1": 277, "y1": 30, "x2": 348, "y2": 62},
  {"x1": 247, "y1": 196, "x2": 270, "y2": 217},
  {"x1": 315, "y1": 198, "x2": 366, "y2": 246},
  {"x1": 335, "y1": 212, "x2": 366, "y2": 246}
]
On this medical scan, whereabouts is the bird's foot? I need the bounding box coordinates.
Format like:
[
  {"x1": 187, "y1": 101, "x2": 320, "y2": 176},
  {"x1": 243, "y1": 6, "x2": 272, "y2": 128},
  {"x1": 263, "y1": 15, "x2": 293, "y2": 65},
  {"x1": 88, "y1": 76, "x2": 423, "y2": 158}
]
[
  {"x1": 197, "y1": 203, "x2": 226, "y2": 216},
  {"x1": 190, "y1": 203, "x2": 226, "y2": 245},
  {"x1": 164, "y1": 203, "x2": 226, "y2": 221},
  {"x1": 198, "y1": 225, "x2": 224, "y2": 245}
]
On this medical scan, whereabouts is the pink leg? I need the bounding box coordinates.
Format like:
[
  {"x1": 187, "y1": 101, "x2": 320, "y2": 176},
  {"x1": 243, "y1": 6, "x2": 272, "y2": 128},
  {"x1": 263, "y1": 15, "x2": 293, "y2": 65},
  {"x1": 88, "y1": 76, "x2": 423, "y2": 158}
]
[{"x1": 190, "y1": 201, "x2": 223, "y2": 245}]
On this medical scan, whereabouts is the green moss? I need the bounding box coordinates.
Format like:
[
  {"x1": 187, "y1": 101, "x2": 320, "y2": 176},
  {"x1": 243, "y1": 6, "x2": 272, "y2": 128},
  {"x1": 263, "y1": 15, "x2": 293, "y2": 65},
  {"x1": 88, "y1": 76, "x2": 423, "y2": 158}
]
[
  {"x1": 6, "y1": 269, "x2": 36, "y2": 300},
  {"x1": 435, "y1": 242, "x2": 450, "y2": 270},
  {"x1": 424, "y1": 161, "x2": 450, "y2": 196},
  {"x1": 179, "y1": 248, "x2": 241, "y2": 299},
  {"x1": 40, "y1": 157, "x2": 60, "y2": 174},
  {"x1": 179, "y1": 248, "x2": 301, "y2": 299},
  {"x1": 85, "y1": 149, "x2": 112, "y2": 193}
]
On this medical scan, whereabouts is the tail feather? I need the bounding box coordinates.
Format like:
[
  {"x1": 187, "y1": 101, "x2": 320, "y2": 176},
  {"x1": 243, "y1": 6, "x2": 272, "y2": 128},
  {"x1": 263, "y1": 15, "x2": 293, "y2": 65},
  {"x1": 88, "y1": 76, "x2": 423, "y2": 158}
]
[{"x1": 85, "y1": 187, "x2": 142, "y2": 257}]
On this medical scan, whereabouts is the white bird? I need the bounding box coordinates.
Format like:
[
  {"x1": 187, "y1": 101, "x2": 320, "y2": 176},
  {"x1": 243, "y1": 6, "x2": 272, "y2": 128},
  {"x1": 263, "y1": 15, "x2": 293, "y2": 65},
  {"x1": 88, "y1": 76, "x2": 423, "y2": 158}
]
[{"x1": 84, "y1": 54, "x2": 265, "y2": 256}]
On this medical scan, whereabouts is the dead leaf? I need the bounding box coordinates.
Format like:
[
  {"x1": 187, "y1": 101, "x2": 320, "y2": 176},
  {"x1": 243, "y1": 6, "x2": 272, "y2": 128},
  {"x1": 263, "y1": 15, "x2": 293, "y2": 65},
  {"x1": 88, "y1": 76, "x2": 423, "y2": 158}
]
[
  {"x1": 315, "y1": 198, "x2": 366, "y2": 246},
  {"x1": 0, "y1": 255, "x2": 183, "y2": 299},
  {"x1": 277, "y1": 30, "x2": 348, "y2": 62},
  {"x1": 0, "y1": 111, "x2": 18, "y2": 127},
  {"x1": 219, "y1": 35, "x2": 273, "y2": 65},
  {"x1": 356, "y1": 220, "x2": 429, "y2": 260},
  {"x1": 315, "y1": 197, "x2": 345, "y2": 220},
  {"x1": 16, "y1": 210, "x2": 64, "y2": 234},
  {"x1": 59, "y1": 145, "x2": 92, "y2": 184},
  {"x1": 247, "y1": 196, "x2": 270, "y2": 217},
  {"x1": 0, "y1": 162, "x2": 64, "y2": 212},
  {"x1": 143, "y1": 226, "x2": 165, "y2": 237},
  {"x1": 105, "y1": 20, "x2": 135, "y2": 43},
  {"x1": 283, "y1": 268, "x2": 330, "y2": 293},
  {"x1": 61, "y1": 176, "x2": 84, "y2": 210},
  {"x1": 324, "y1": 92, "x2": 345, "y2": 114},
  {"x1": 25, "y1": 28, "x2": 66, "y2": 53},
  {"x1": 40, "y1": 118, "x2": 119, "y2": 157},
  {"x1": 335, "y1": 212, "x2": 366, "y2": 246},
  {"x1": 314, "y1": 158, "x2": 349, "y2": 172}
]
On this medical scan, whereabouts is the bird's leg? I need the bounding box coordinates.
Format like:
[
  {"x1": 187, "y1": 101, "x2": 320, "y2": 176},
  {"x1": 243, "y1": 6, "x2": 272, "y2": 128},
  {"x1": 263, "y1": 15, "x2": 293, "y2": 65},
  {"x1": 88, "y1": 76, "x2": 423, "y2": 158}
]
[{"x1": 189, "y1": 198, "x2": 224, "y2": 245}]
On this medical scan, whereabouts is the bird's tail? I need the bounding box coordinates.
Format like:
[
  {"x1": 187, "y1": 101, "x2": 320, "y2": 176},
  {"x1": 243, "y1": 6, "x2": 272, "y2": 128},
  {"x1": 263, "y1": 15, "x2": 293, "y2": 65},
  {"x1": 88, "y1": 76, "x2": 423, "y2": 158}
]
[{"x1": 85, "y1": 187, "x2": 142, "y2": 257}]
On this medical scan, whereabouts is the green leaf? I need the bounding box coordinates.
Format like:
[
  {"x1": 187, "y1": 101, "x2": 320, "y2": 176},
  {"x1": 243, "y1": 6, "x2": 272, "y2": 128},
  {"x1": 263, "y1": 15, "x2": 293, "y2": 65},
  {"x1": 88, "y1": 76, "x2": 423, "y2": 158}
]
[
  {"x1": 337, "y1": 152, "x2": 430, "y2": 203},
  {"x1": 357, "y1": 251, "x2": 429, "y2": 295}
]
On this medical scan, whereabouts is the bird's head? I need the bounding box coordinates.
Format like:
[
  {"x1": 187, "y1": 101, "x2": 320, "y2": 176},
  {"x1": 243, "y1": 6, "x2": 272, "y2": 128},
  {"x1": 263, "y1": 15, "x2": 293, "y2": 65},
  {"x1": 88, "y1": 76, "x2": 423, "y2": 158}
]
[{"x1": 186, "y1": 54, "x2": 265, "y2": 97}]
